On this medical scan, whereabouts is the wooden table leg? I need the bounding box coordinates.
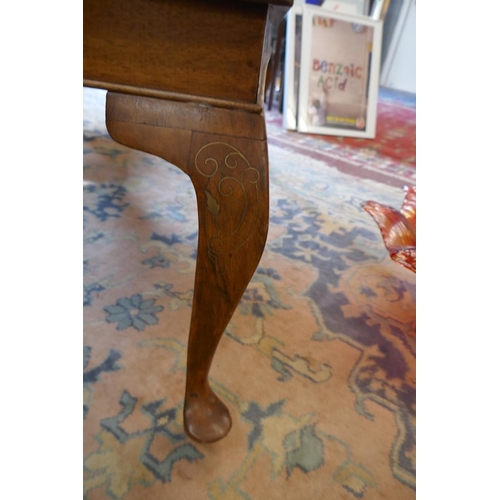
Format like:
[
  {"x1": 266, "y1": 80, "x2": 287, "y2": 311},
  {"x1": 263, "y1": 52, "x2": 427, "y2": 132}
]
[{"x1": 106, "y1": 92, "x2": 269, "y2": 442}]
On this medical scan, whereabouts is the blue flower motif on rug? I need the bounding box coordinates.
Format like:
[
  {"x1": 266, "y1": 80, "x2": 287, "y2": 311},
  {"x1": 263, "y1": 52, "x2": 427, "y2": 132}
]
[
  {"x1": 84, "y1": 391, "x2": 204, "y2": 498},
  {"x1": 284, "y1": 424, "x2": 324, "y2": 477},
  {"x1": 83, "y1": 347, "x2": 122, "y2": 419},
  {"x1": 84, "y1": 282, "x2": 105, "y2": 307},
  {"x1": 83, "y1": 183, "x2": 129, "y2": 221},
  {"x1": 142, "y1": 251, "x2": 172, "y2": 269},
  {"x1": 240, "y1": 269, "x2": 286, "y2": 319},
  {"x1": 104, "y1": 294, "x2": 164, "y2": 331}
]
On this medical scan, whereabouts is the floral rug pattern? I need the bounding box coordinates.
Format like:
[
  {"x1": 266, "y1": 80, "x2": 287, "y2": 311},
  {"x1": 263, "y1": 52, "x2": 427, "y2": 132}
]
[{"x1": 83, "y1": 88, "x2": 416, "y2": 500}]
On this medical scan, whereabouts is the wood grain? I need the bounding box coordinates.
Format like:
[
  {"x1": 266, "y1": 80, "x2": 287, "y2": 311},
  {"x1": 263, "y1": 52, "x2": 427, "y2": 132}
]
[
  {"x1": 84, "y1": 0, "x2": 268, "y2": 104},
  {"x1": 85, "y1": 0, "x2": 290, "y2": 442},
  {"x1": 106, "y1": 93, "x2": 269, "y2": 442}
]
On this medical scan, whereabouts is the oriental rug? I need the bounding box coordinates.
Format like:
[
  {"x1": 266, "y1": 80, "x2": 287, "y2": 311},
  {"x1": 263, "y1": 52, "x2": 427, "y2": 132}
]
[
  {"x1": 266, "y1": 86, "x2": 416, "y2": 188},
  {"x1": 83, "y1": 87, "x2": 416, "y2": 500}
]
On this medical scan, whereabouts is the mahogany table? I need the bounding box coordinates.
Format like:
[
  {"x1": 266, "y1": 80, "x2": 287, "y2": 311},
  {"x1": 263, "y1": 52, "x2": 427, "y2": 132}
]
[{"x1": 84, "y1": 0, "x2": 291, "y2": 443}]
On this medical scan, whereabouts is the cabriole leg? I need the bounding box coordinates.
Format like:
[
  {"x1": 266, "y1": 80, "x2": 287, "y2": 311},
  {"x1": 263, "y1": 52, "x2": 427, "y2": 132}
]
[{"x1": 105, "y1": 93, "x2": 269, "y2": 442}]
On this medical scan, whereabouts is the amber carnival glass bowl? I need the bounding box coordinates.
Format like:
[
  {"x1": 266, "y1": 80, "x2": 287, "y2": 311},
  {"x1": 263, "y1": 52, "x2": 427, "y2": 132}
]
[{"x1": 362, "y1": 185, "x2": 416, "y2": 273}]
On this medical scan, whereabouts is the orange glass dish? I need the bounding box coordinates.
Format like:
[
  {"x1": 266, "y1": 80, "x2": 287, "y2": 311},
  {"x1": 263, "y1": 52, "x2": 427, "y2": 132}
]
[{"x1": 362, "y1": 185, "x2": 416, "y2": 272}]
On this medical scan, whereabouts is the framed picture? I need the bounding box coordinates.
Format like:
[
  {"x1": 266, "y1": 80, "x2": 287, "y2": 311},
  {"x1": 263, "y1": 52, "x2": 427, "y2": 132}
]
[
  {"x1": 306, "y1": 0, "x2": 369, "y2": 16},
  {"x1": 282, "y1": 0, "x2": 369, "y2": 131},
  {"x1": 297, "y1": 6, "x2": 383, "y2": 138}
]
